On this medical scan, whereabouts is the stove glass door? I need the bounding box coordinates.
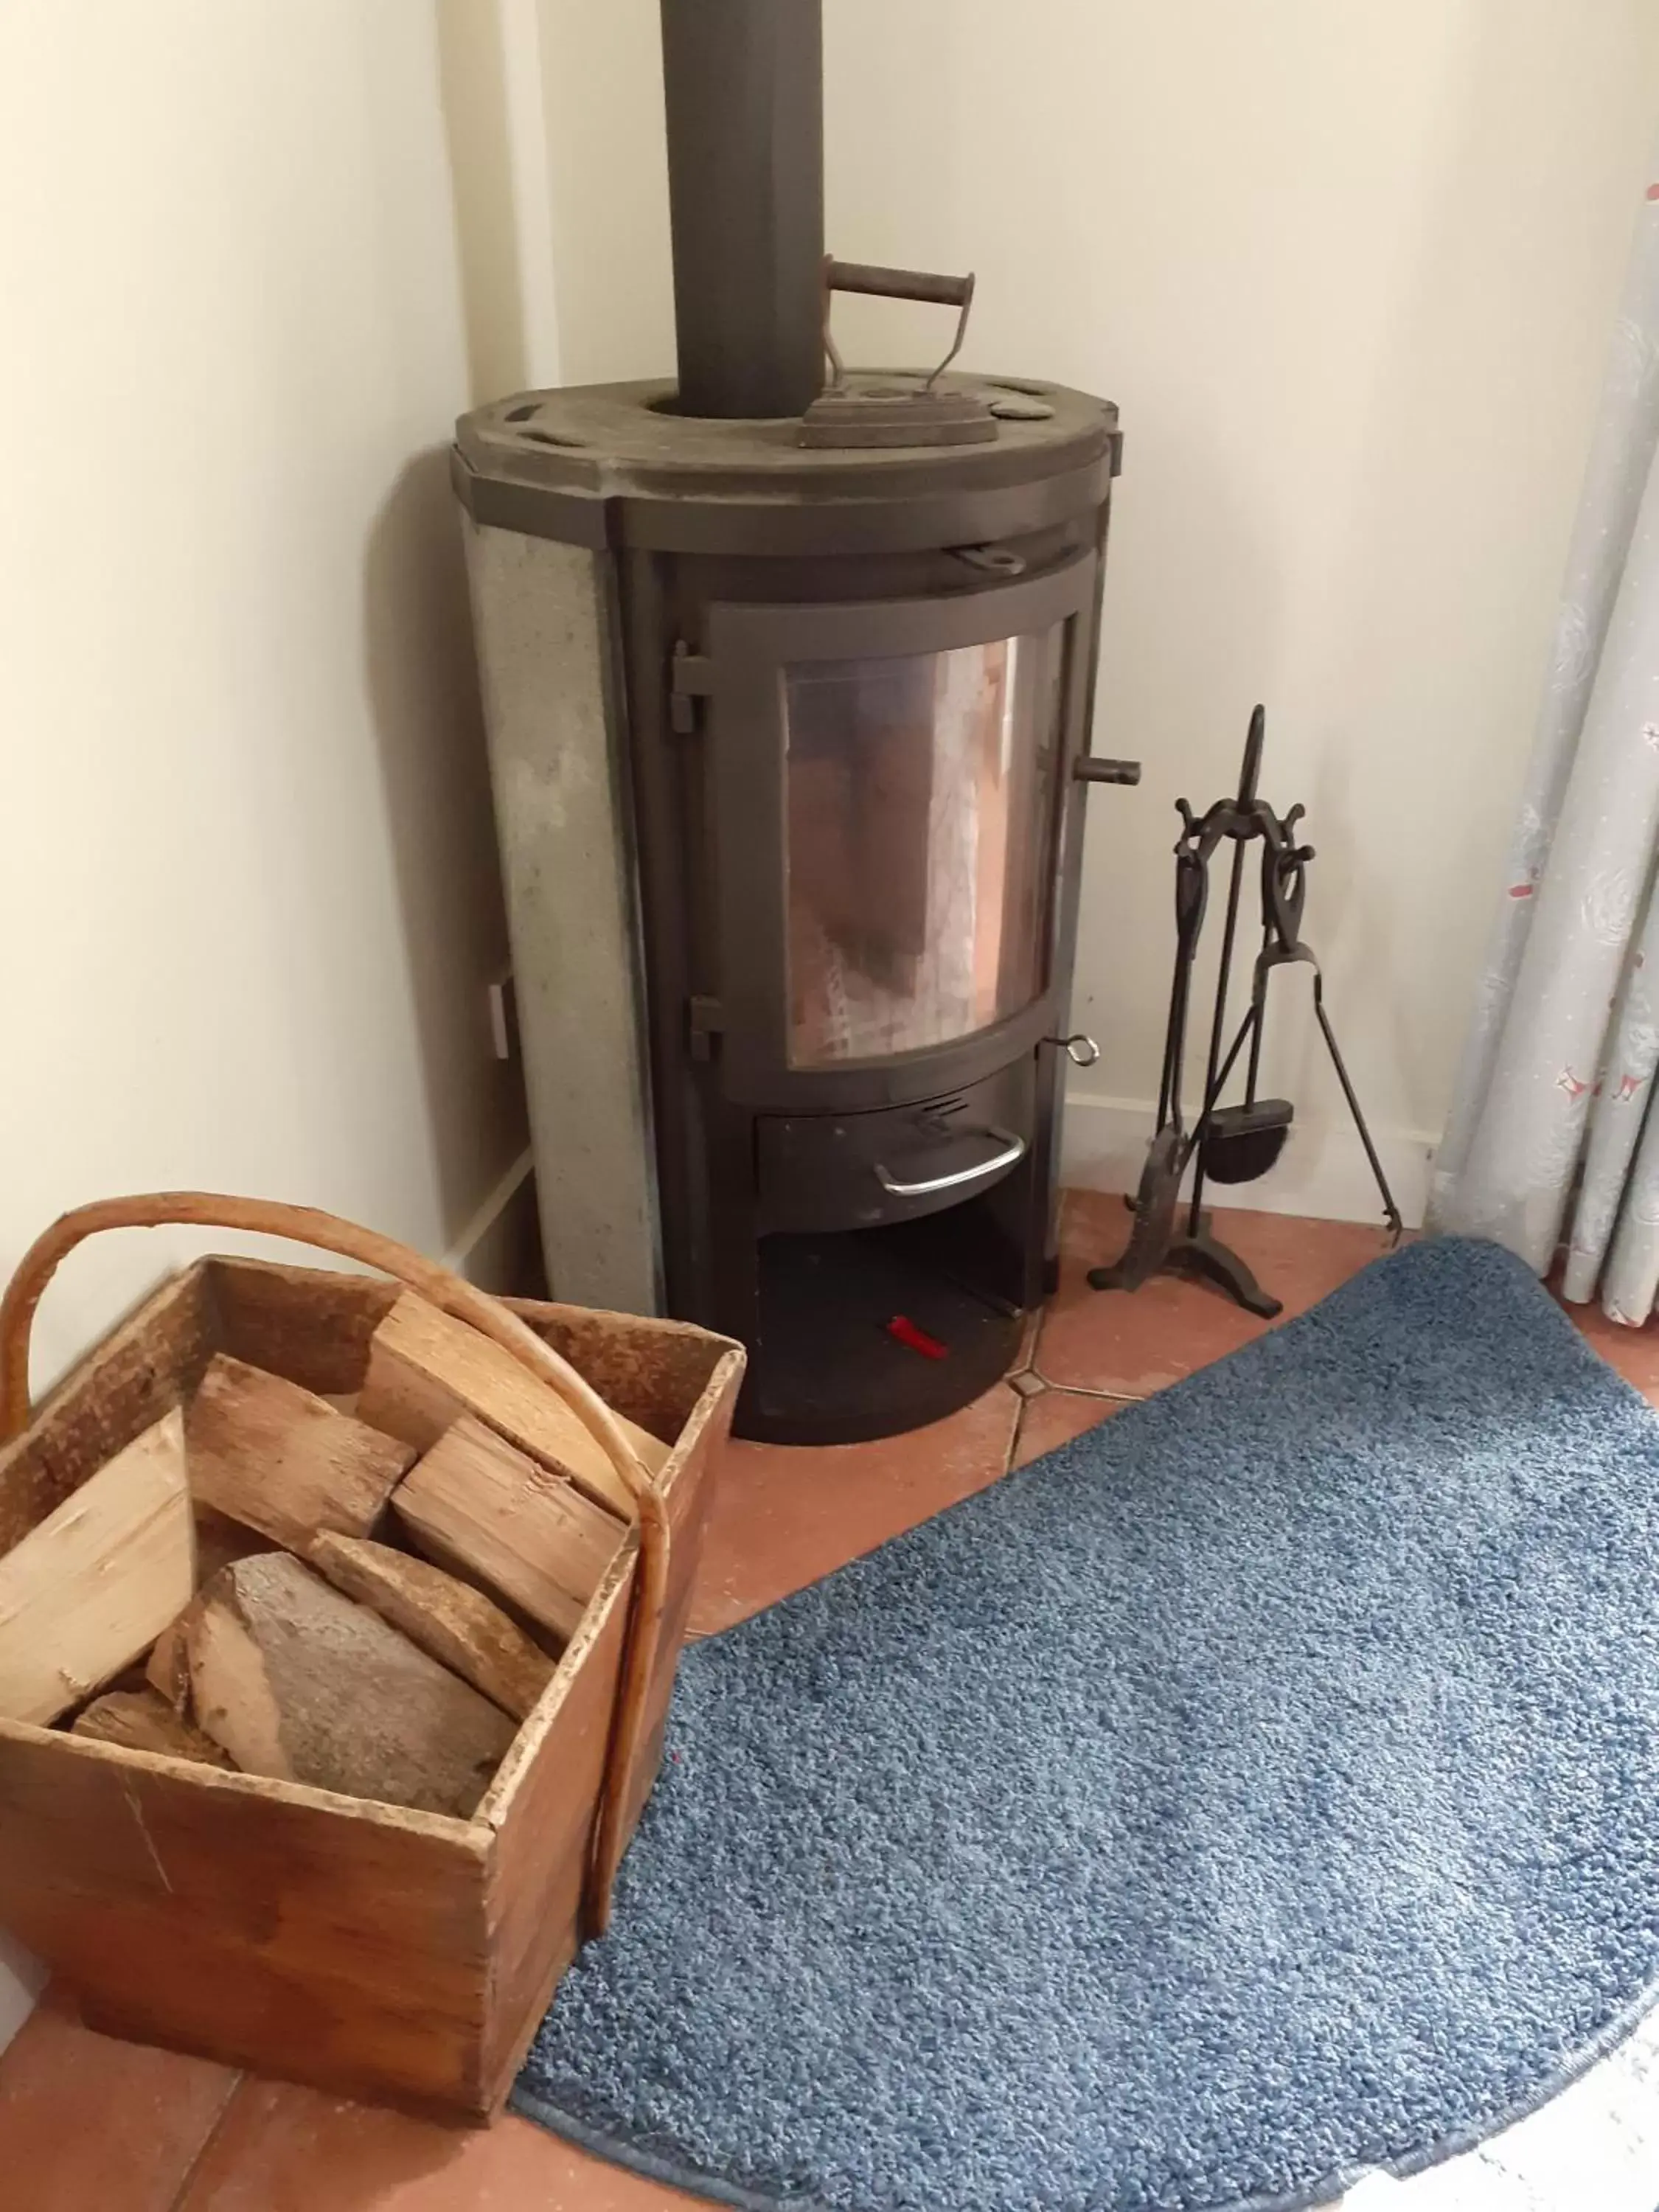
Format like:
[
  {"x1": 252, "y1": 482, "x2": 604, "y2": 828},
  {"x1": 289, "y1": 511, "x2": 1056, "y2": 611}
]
[
  {"x1": 782, "y1": 627, "x2": 1065, "y2": 1067},
  {"x1": 704, "y1": 551, "x2": 1096, "y2": 1107}
]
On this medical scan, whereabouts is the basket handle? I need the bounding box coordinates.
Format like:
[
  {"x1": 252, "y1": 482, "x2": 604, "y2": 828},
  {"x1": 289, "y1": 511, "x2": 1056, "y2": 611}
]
[{"x1": 0, "y1": 1192, "x2": 663, "y2": 1935}]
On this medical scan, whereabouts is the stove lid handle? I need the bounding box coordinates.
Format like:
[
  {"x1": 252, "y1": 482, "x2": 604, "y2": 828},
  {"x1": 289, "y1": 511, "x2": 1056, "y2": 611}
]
[
  {"x1": 821, "y1": 257, "x2": 976, "y2": 392},
  {"x1": 874, "y1": 1126, "x2": 1026, "y2": 1200}
]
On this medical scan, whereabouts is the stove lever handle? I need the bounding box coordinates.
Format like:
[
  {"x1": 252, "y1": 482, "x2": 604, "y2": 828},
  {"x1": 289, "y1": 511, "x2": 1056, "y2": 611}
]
[
  {"x1": 822, "y1": 256, "x2": 976, "y2": 392},
  {"x1": 1074, "y1": 757, "x2": 1142, "y2": 786}
]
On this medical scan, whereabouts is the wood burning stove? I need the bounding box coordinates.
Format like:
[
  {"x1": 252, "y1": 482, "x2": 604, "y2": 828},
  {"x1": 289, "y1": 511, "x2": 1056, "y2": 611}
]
[{"x1": 453, "y1": 0, "x2": 1136, "y2": 1441}]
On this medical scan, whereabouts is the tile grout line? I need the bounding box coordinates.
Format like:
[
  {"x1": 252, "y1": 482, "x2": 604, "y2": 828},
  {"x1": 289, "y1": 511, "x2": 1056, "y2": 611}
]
[
  {"x1": 1004, "y1": 1381, "x2": 1149, "y2": 1475},
  {"x1": 162, "y1": 2067, "x2": 246, "y2": 2212},
  {"x1": 1029, "y1": 1293, "x2": 1151, "y2": 1407},
  {"x1": 1034, "y1": 1377, "x2": 1149, "y2": 1404},
  {"x1": 1004, "y1": 1352, "x2": 1037, "y2": 1476}
]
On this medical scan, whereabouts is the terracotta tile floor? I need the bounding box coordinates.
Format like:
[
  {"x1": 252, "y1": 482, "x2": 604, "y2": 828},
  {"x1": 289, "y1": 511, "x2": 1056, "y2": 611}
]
[{"x1": 2, "y1": 1194, "x2": 1655, "y2": 2211}]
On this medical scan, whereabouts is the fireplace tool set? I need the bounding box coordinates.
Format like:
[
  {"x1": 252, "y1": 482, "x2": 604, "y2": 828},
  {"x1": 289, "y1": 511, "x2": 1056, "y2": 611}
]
[{"x1": 1090, "y1": 707, "x2": 1401, "y2": 1319}]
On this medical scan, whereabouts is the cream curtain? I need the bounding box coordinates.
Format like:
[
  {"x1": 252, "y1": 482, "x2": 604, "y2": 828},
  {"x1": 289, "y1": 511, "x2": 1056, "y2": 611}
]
[{"x1": 1432, "y1": 173, "x2": 1659, "y2": 1321}]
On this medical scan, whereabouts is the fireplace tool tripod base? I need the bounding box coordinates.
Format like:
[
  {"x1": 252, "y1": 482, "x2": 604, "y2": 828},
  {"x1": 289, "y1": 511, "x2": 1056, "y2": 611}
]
[
  {"x1": 1093, "y1": 1170, "x2": 1283, "y2": 1320},
  {"x1": 1088, "y1": 707, "x2": 1401, "y2": 1318}
]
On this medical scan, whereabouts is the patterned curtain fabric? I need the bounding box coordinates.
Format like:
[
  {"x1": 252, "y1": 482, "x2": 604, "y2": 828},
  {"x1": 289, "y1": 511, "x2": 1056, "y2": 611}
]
[{"x1": 1431, "y1": 173, "x2": 1659, "y2": 1321}]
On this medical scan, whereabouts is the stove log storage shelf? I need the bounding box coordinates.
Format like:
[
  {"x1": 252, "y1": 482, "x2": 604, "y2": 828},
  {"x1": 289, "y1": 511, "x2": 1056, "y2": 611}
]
[{"x1": 454, "y1": 0, "x2": 1134, "y2": 1443}]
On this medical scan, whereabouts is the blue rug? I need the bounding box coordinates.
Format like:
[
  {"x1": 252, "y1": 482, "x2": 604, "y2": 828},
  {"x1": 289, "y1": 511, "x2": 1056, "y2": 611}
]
[{"x1": 514, "y1": 1239, "x2": 1659, "y2": 2212}]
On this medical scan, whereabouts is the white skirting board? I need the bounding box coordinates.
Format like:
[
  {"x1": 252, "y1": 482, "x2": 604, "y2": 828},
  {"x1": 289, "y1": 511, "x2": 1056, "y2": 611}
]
[
  {"x1": 442, "y1": 1147, "x2": 538, "y2": 1293},
  {"x1": 1060, "y1": 1092, "x2": 1437, "y2": 1231}
]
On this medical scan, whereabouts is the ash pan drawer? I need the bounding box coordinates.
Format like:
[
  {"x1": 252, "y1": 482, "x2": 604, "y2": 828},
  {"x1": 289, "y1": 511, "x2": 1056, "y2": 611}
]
[{"x1": 757, "y1": 1059, "x2": 1034, "y2": 1235}]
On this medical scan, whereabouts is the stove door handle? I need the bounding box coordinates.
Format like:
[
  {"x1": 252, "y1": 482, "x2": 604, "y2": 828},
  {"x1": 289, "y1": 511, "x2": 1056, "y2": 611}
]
[{"x1": 874, "y1": 1127, "x2": 1026, "y2": 1200}]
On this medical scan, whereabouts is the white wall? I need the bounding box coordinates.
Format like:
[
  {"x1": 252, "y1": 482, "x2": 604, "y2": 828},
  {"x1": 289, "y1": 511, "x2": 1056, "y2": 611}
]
[
  {"x1": 535, "y1": 0, "x2": 1659, "y2": 1223},
  {"x1": 0, "y1": 0, "x2": 543, "y2": 2045}
]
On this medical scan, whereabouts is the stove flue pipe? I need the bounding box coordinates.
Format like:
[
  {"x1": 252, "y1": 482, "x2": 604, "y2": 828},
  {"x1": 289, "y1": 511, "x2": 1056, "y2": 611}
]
[{"x1": 658, "y1": 0, "x2": 825, "y2": 419}]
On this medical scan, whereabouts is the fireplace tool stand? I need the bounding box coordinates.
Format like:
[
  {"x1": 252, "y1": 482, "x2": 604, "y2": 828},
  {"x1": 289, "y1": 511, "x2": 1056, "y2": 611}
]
[{"x1": 1088, "y1": 707, "x2": 1402, "y2": 1318}]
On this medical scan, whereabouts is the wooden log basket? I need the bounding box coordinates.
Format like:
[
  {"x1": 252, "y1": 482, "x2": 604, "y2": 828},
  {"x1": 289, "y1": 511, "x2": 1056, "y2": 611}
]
[{"x1": 0, "y1": 1192, "x2": 744, "y2": 2115}]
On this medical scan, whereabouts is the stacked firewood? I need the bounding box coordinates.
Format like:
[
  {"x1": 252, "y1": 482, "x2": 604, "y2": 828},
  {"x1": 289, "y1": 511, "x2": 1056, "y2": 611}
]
[{"x1": 0, "y1": 1293, "x2": 666, "y2": 1818}]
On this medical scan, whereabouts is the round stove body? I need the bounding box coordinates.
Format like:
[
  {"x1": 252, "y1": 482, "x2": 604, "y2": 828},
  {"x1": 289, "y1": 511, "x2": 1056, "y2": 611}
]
[{"x1": 453, "y1": 372, "x2": 1125, "y2": 1441}]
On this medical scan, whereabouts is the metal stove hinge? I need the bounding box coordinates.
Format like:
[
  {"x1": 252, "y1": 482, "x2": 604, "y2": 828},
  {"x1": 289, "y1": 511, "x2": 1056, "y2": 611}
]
[{"x1": 669, "y1": 642, "x2": 714, "y2": 734}]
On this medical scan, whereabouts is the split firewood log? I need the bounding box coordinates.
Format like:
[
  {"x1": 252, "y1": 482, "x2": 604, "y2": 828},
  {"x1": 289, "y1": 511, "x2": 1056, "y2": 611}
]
[
  {"x1": 147, "y1": 1514, "x2": 274, "y2": 1714},
  {"x1": 186, "y1": 1353, "x2": 417, "y2": 1552},
  {"x1": 357, "y1": 1293, "x2": 664, "y2": 1518},
  {"x1": 0, "y1": 1410, "x2": 195, "y2": 1726},
  {"x1": 72, "y1": 1688, "x2": 234, "y2": 1769},
  {"x1": 146, "y1": 1594, "x2": 203, "y2": 1714},
  {"x1": 392, "y1": 1416, "x2": 627, "y2": 1646},
  {"x1": 187, "y1": 1552, "x2": 515, "y2": 1817},
  {"x1": 195, "y1": 1503, "x2": 275, "y2": 1580},
  {"x1": 310, "y1": 1531, "x2": 555, "y2": 1721}
]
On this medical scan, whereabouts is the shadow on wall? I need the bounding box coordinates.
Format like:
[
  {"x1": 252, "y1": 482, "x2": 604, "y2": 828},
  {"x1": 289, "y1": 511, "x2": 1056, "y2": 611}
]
[
  {"x1": 361, "y1": 451, "x2": 527, "y2": 1245},
  {"x1": 434, "y1": 0, "x2": 531, "y2": 403},
  {"x1": 1071, "y1": 403, "x2": 1287, "y2": 1103}
]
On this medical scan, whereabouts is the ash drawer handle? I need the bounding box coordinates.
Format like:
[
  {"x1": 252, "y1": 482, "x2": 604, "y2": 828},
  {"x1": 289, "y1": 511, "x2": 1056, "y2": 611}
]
[{"x1": 874, "y1": 1127, "x2": 1026, "y2": 1199}]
